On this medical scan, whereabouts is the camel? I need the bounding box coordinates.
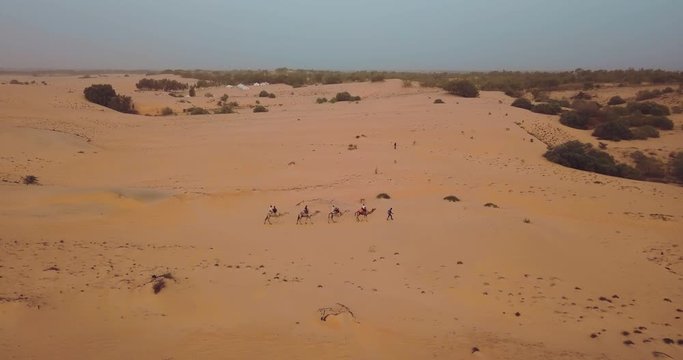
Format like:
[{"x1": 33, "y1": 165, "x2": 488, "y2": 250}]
[
  {"x1": 264, "y1": 210, "x2": 288, "y2": 225},
  {"x1": 327, "y1": 209, "x2": 349, "y2": 223},
  {"x1": 296, "y1": 210, "x2": 321, "y2": 224},
  {"x1": 354, "y1": 208, "x2": 376, "y2": 222}
]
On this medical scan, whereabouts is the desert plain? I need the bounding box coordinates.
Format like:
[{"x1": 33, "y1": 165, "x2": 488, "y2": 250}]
[{"x1": 1, "y1": 74, "x2": 682, "y2": 359}]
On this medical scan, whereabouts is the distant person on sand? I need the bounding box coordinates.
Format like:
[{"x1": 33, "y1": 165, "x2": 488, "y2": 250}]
[
  {"x1": 387, "y1": 207, "x2": 394, "y2": 221},
  {"x1": 394, "y1": 142, "x2": 397, "y2": 150}
]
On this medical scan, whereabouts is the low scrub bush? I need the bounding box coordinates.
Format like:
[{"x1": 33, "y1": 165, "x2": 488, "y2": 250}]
[
  {"x1": 185, "y1": 107, "x2": 210, "y2": 115},
  {"x1": 442, "y1": 80, "x2": 479, "y2": 98},
  {"x1": 531, "y1": 102, "x2": 562, "y2": 115},
  {"x1": 559, "y1": 111, "x2": 590, "y2": 129},
  {"x1": 316, "y1": 97, "x2": 328, "y2": 104},
  {"x1": 160, "y1": 107, "x2": 174, "y2": 116},
  {"x1": 259, "y1": 90, "x2": 276, "y2": 98},
  {"x1": 630, "y1": 125, "x2": 660, "y2": 139},
  {"x1": 620, "y1": 114, "x2": 673, "y2": 130},
  {"x1": 544, "y1": 141, "x2": 639, "y2": 178},
  {"x1": 592, "y1": 120, "x2": 633, "y2": 141},
  {"x1": 22, "y1": 175, "x2": 39, "y2": 185},
  {"x1": 433, "y1": 99, "x2": 445, "y2": 104},
  {"x1": 635, "y1": 89, "x2": 662, "y2": 101},
  {"x1": 511, "y1": 98, "x2": 533, "y2": 110},
  {"x1": 443, "y1": 195, "x2": 460, "y2": 202},
  {"x1": 253, "y1": 105, "x2": 268, "y2": 113},
  {"x1": 671, "y1": 105, "x2": 682, "y2": 114},
  {"x1": 571, "y1": 91, "x2": 592, "y2": 100},
  {"x1": 136, "y1": 78, "x2": 187, "y2": 91},
  {"x1": 215, "y1": 104, "x2": 236, "y2": 114},
  {"x1": 334, "y1": 92, "x2": 361, "y2": 102},
  {"x1": 83, "y1": 84, "x2": 136, "y2": 113},
  {"x1": 631, "y1": 151, "x2": 666, "y2": 178},
  {"x1": 627, "y1": 101, "x2": 670, "y2": 116},
  {"x1": 376, "y1": 193, "x2": 391, "y2": 199},
  {"x1": 607, "y1": 96, "x2": 626, "y2": 105},
  {"x1": 671, "y1": 152, "x2": 683, "y2": 182},
  {"x1": 370, "y1": 74, "x2": 385, "y2": 82}
]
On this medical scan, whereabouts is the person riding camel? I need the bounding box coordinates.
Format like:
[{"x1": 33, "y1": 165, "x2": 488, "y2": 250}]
[
  {"x1": 304, "y1": 205, "x2": 309, "y2": 215},
  {"x1": 332, "y1": 204, "x2": 340, "y2": 215},
  {"x1": 361, "y1": 203, "x2": 367, "y2": 215},
  {"x1": 272, "y1": 205, "x2": 278, "y2": 215}
]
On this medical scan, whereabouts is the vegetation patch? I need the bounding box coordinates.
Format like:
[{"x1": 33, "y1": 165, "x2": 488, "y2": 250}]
[
  {"x1": 83, "y1": 84, "x2": 136, "y2": 114},
  {"x1": 376, "y1": 193, "x2": 391, "y2": 199},
  {"x1": 511, "y1": 98, "x2": 533, "y2": 110},
  {"x1": 544, "y1": 140, "x2": 640, "y2": 179},
  {"x1": 136, "y1": 78, "x2": 187, "y2": 91},
  {"x1": 22, "y1": 175, "x2": 39, "y2": 185},
  {"x1": 253, "y1": 105, "x2": 268, "y2": 113},
  {"x1": 443, "y1": 195, "x2": 460, "y2": 202},
  {"x1": 334, "y1": 92, "x2": 361, "y2": 102},
  {"x1": 433, "y1": 99, "x2": 445, "y2": 104},
  {"x1": 442, "y1": 80, "x2": 479, "y2": 98}
]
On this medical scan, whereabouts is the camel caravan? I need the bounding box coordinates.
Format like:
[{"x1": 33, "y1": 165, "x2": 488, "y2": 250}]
[{"x1": 264, "y1": 202, "x2": 391, "y2": 225}]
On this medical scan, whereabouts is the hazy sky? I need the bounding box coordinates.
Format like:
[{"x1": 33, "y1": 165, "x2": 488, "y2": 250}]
[{"x1": 1, "y1": 0, "x2": 682, "y2": 71}]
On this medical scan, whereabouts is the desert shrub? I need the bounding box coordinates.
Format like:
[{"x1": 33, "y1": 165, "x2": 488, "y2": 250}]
[
  {"x1": 630, "y1": 125, "x2": 660, "y2": 139},
  {"x1": 559, "y1": 111, "x2": 590, "y2": 129},
  {"x1": 443, "y1": 195, "x2": 460, "y2": 202},
  {"x1": 347, "y1": 144, "x2": 358, "y2": 150},
  {"x1": 631, "y1": 151, "x2": 666, "y2": 178},
  {"x1": 531, "y1": 102, "x2": 562, "y2": 115},
  {"x1": 186, "y1": 107, "x2": 210, "y2": 115},
  {"x1": 259, "y1": 90, "x2": 270, "y2": 97},
  {"x1": 672, "y1": 105, "x2": 682, "y2": 114},
  {"x1": 195, "y1": 79, "x2": 220, "y2": 88},
  {"x1": 511, "y1": 98, "x2": 533, "y2": 110},
  {"x1": 215, "y1": 104, "x2": 236, "y2": 114},
  {"x1": 627, "y1": 101, "x2": 670, "y2": 116},
  {"x1": 621, "y1": 114, "x2": 673, "y2": 130},
  {"x1": 571, "y1": 100, "x2": 601, "y2": 115},
  {"x1": 106, "y1": 95, "x2": 136, "y2": 113},
  {"x1": 334, "y1": 92, "x2": 361, "y2": 102},
  {"x1": 268, "y1": 93, "x2": 276, "y2": 98},
  {"x1": 204, "y1": 92, "x2": 213, "y2": 97},
  {"x1": 376, "y1": 193, "x2": 391, "y2": 199},
  {"x1": 571, "y1": 91, "x2": 592, "y2": 100},
  {"x1": 635, "y1": 89, "x2": 662, "y2": 101},
  {"x1": 442, "y1": 80, "x2": 479, "y2": 98},
  {"x1": 670, "y1": 152, "x2": 683, "y2": 181},
  {"x1": 136, "y1": 78, "x2": 187, "y2": 91},
  {"x1": 316, "y1": 97, "x2": 328, "y2": 104},
  {"x1": 160, "y1": 107, "x2": 174, "y2": 116},
  {"x1": 22, "y1": 175, "x2": 39, "y2": 185},
  {"x1": 220, "y1": 94, "x2": 229, "y2": 102},
  {"x1": 433, "y1": 99, "x2": 445, "y2": 104},
  {"x1": 189, "y1": 86, "x2": 196, "y2": 97},
  {"x1": 83, "y1": 84, "x2": 116, "y2": 106},
  {"x1": 370, "y1": 74, "x2": 385, "y2": 82},
  {"x1": 549, "y1": 99, "x2": 571, "y2": 108},
  {"x1": 544, "y1": 141, "x2": 626, "y2": 176},
  {"x1": 253, "y1": 105, "x2": 268, "y2": 113},
  {"x1": 662, "y1": 86, "x2": 674, "y2": 93},
  {"x1": 592, "y1": 120, "x2": 633, "y2": 141},
  {"x1": 607, "y1": 95, "x2": 626, "y2": 105},
  {"x1": 10, "y1": 79, "x2": 22, "y2": 85},
  {"x1": 402, "y1": 79, "x2": 413, "y2": 88},
  {"x1": 322, "y1": 74, "x2": 342, "y2": 84}
]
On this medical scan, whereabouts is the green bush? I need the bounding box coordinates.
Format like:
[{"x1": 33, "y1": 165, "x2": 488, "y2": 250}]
[
  {"x1": 443, "y1": 80, "x2": 479, "y2": 98},
  {"x1": 316, "y1": 97, "x2": 328, "y2": 104},
  {"x1": 253, "y1": 105, "x2": 268, "y2": 113},
  {"x1": 215, "y1": 104, "x2": 235, "y2": 114},
  {"x1": 670, "y1": 152, "x2": 683, "y2": 181},
  {"x1": 544, "y1": 140, "x2": 637, "y2": 177},
  {"x1": 621, "y1": 114, "x2": 673, "y2": 130},
  {"x1": 334, "y1": 92, "x2": 361, "y2": 102},
  {"x1": 630, "y1": 125, "x2": 660, "y2": 139},
  {"x1": 83, "y1": 84, "x2": 116, "y2": 106},
  {"x1": 559, "y1": 111, "x2": 590, "y2": 129},
  {"x1": 592, "y1": 120, "x2": 633, "y2": 141},
  {"x1": 186, "y1": 107, "x2": 210, "y2": 115},
  {"x1": 631, "y1": 151, "x2": 666, "y2": 178},
  {"x1": 433, "y1": 98, "x2": 445, "y2": 104},
  {"x1": 635, "y1": 89, "x2": 661, "y2": 101},
  {"x1": 607, "y1": 96, "x2": 626, "y2": 106},
  {"x1": 531, "y1": 102, "x2": 562, "y2": 115},
  {"x1": 511, "y1": 98, "x2": 533, "y2": 110},
  {"x1": 627, "y1": 101, "x2": 670, "y2": 116},
  {"x1": 259, "y1": 90, "x2": 270, "y2": 97},
  {"x1": 136, "y1": 78, "x2": 187, "y2": 91}
]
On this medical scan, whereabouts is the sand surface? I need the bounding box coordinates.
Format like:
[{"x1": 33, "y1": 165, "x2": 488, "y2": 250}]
[{"x1": 1, "y1": 75, "x2": 682, "y2": 359}]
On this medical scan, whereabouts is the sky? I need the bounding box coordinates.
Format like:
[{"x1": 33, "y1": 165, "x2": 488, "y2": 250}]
[{"x1": 1, "y1": 0, "x2": 682, "y2": 71}]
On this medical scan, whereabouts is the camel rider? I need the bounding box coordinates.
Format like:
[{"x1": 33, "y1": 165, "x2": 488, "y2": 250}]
[
  {"x1": 332, "y1": 204, "x2": 339, "y2": 215},
  {"x1": 304, "y1": 205, "x2": 309, "y2": 215},
  {"x1": 272, "y1": 205, "x2": 278, "y2": 215},
  {"x1": 361, "y1": 203, "x2": 367, "y2": 214},
  {"x1": 269, "y1": 205, "x2": 274, "y2": 214}
]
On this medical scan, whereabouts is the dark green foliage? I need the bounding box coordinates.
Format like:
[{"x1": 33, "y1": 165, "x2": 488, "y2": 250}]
[
  {"x1": 443, "y1": 195, "x2": 460, "y2": 202},
  {"x1": 621, "y1": 114, "x2": 673, "y2": 130},
  {"x1": 549, "y1": 99, "x2": 571, "y2": 108},
  {"x1": 443, "y1": 80, "x2": 479, "y2": 98},
  {"x1": 83, "y1": 84, "x2": 116, "y2": 106},
  {"x1": 259, "y1": 90, "x2": 270, "y2": 97},
  {"x1": 334, "y1": 92, "x2": 361, "y2": 102},
  {"x1": 22, "y1": 175, "x2": 39, "y2": 185},
  {"x1": 530, "y1": 102, "x2": 562, "y2": 115},
  {"x1": 670, "y1": 152, "x2": 683, "y2": 181},
  {"x1": 592, "y1": 120, "x2": 633, "y2": 141},
  {"x1": 635, "y1": 89, "x2": 662, "y2": 101},
  {"x1": 627, "y1": 101, "x2": 670, "y2": 116},
  {"x1": 376, "y1": 193, "x2": 391, "y2": 199},
  {"x1": 253, "y1": 105, "x2": 268, "y2": 113},
  {"x1": 215, "y1": 104, "x2": 236, "y2": 114},
  {"x1": 316, "y1": 97, "x2": 328, "y2": 104},
  {"x1": 160, "y1": 107, "x2": 174, "y2": 116},
  {"x1": 136, "y1": 78, "x2": 187, "y2": 91},
  {"x1": 544, "y1": 141, "x2": 633, "y2": 177},
  {"x1": 106, "y1": 95, "x2": 136, "y2": 114},
  {"x1": 607, "y1": 96, "x2": 626, "y2": 105},
  {"x1": 571, "y1": 100, "x2": 601, "y2": 116},
  {"x1": 185, "y1": 107, "x2": 210, "y2": 115},
  {"x1": 433, "y1": 98, "x2": 445, "y2": 104},
  {"x1": 571, "y1": 91, "x2": 592, "y2": 100},
  {"x1": 560, "y1": 111, "x2": 590, "y2": 129},
  {"x1": 631, "y1": 151, "x2": 666, "y2": 178},
  {"x1": 370, "y1": 74, "x2": 385, "y2": 82},
  {"x1": 83, "y1": 84, "x2": 136, "y2": 113},
  {"x1": 189, "y1": 86, "x2": 196, "y2": 97},
  {"x1": 631, "y1": 125, "x2": 660, "y2": 139},
  {"x1": 511, "y1": 98, "x2": 533, "y2": 110}
]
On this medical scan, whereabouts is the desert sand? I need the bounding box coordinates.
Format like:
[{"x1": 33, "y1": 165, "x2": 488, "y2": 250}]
[{"x1": 1, "y1": 75, "x2": 682, "y2": 359}]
